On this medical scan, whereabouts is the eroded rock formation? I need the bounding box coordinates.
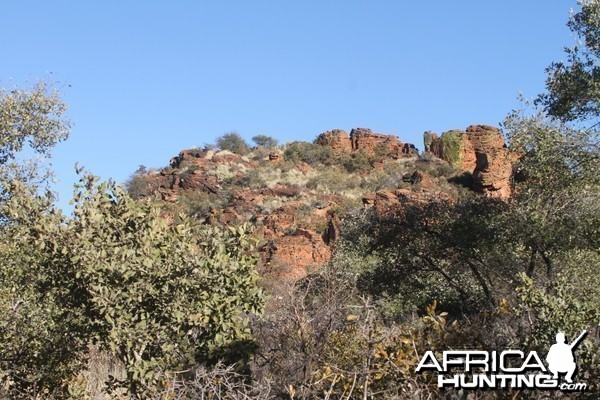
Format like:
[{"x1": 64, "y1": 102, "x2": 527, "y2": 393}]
[
  {"x1": 135, "y1": 124, "x2": 515, "y2": 281},
  {"x1": 316, "y1": 128, "x2": 418, "y2": 158},
  {"x1": 425, "y1": 125, "x2": 513, "y2": 199}
]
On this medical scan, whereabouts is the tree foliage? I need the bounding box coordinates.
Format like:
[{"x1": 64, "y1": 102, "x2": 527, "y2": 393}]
[
  {"x1": 0, "y1": 82, "x2": 70, "y2": 207},
  {"x1": 283, "y1": 141, "x2": 333, "y2": 166},
  {"x1": 0, "y1": 183, "x2": 87, "y2": 399},
  {"x1": 251, "y1": 134, "x2": 278, "y2": 148},
  {"x1": 537, "y1": 0, "x2": 599, "y2": 121},
  {"x1": 216, "y1": 132, "x2": 250, "y2": 155},
  {"x1": 0, "y1": 83, "x2": 265, "y2": 398},
  {"x1": 1, "y1": 172, "x2": 265, "y2": 398},
  {"x1": 503, "y1": 108, "x2": 600, "y2": 275},
  {"x1": 0, "y1": 82, "x2": 70, "y2": 165}
]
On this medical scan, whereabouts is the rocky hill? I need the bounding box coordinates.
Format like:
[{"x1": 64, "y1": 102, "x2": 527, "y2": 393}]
[{"x1": 129, "y1": 125, "x2": 513, "y2": 279}]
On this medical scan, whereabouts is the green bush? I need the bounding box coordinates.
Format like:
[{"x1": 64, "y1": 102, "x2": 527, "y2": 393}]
[
  {"x1": 178, "y1": 189, "x2": 228, "y2": 219},
  {"x1": 284, "y1": 141, "x2": 333, "y2": 166},
  {"x1": 0, "y1": 196, "x2": 89, "y2": 398},
  {"x1": 0, "y1": 82, "x2": 80, "y2": 398},
  {"x1": 125, "y1": 165, "x2": 157, "y2": 199},
  {"x1": 1, "y1": 173, "x2": 264, "y2": 398},
  {"x1": 252, "y1": 134, "x2": 278, "y2": 148},
  {"x1": 228, "y1": 167, "x2": 268, "y2": 189},
  {"x1": 338, "y1": 151, "x2": 371, "y2": 173},
  {"x1": 216, "y1": 132, "x2": 250, "y2": 155}
]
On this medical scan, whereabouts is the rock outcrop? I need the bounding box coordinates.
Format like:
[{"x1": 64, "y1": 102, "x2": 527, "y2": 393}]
[
  {"x1": 150, "y1": 149, "x2": 256, "y2": 201},
  {"x1": 262, "y1": 229, "x2": 331, "y2": 280},
  {"x1": 141, "y1": 146, "x2": 343, "y2": 280},
  {"x1": 135, "y1": 124, "x2": 515, "y2": 282},
  {"x1": 315, "y1": 129, "x2": 352, "y2": 156},
  {"x1": 425, "y1": 125, "x2": 513, "y2": 199},
  {"x1": 316, "y1": 128, "x2": 418, "y2": 159}
]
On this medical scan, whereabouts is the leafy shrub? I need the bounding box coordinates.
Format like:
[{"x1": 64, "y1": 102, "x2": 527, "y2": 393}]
[
  {"x1": 178, "y1": 190, "x2": 229, "y2": 219},
  {"x1": 312, "y1": 300, "x2": 419, "y2": 399},
  {"x1": 249, "y1": 145, "x2": 272, "y2": 160},
  {"x1": 0, "y1": 82, "x2": 82, "y2": 398},
  {"x1": 1, "y1": 173, "x2": 265, "y2": 398},
  {"x1": 125, "y1": 165, "x2": 160, "y2": 199},
  {"x1": 374, "y1": 142, "x2": 396, "y2": 159},
  {"x1": 284, "y1": 141, "x2": 333, "y2": 166},
  {"x1": 0, "y1": 207, "x2": 89, "y2": 398},
  {"x1": 414, "y1": 158, "x2": 457, "y2": 178},
  {"x1": 228, "y1": 168, "x2": 268, "y2": 189},
  {"x1": 338, "y1": 151, "x2": 371, "y2": 173},
  {"x1": 515, "y1": 250, "x2": 600, "y2": 384},
  {"x1": 333, "y1": 197, "x2": 510, "y2": 319},
  {"x1": 216, "y1": 132, "x2": 250, "y2": 155}
]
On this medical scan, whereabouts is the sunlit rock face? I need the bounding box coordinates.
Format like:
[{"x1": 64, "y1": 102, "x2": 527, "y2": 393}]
[{"x1": 426, "y1": 124, "x2": 513, "y2": 199}]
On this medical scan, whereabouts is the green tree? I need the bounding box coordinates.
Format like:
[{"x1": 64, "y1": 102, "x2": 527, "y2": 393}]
[
  {"x1": 216, "y1": 132, "x2": 250, "y2": 155},
  {"x1": 2, "y1": 171, "x2": 266, "y2": 398},
  {"x1": 251, "y1": 134, "x2": 278, "y2": 148},
  {"x1": 56, "y1": 173, "x2": 264, "y2": 397},
  {"x1": 0, "y1": 82, "x2": 82, "y2": 398},
  {"x1": 283, "y1": 141, "x2": 333, "y2": 165},
  {"x1": 537, "y1": 0, "x2": 599, "y2": 121},
  {"x1": 125, "y1": 165, "x2": 158, "y2": 200},
  {"x1": 503, "y1": 109, "x2": 599, "y2": 277},
  {"x1": 500, "y1": 3, "x2": 600, "y2": 387},
  {"x1": 0, "y1": 83, "x2": 266, "y2": 398},
  {"x1": 0, "y1": 183, "x2": 91, "y2": 399},
  {"x1": 0, "y1": 82, "x2": 70, "y2": 204},
  {"x1": 334, "y1": 195, "x2": 511, "y2": 318},
  {"x1": 0, "y1": 82, "x2": 70, "y2": 166}
]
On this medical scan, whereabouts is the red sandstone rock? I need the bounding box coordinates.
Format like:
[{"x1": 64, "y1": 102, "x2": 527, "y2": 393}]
[
  {"x1": 316, "y1": 127, "x2": 418, "y2": 160},
  {"x1": 425, "y1": 125, "x2": 513, "y2": 199},
  {"x1": 180, "y1": 171, "x2": 220, "y2": 193},
  {"x1": 350, "y1": 128, "x2": 417, "y2": 158},
  {"x1": 315, "y1": 129, "x2": 352, "y2": 156},
  {"x1": 263, "y1": 205, "x2": 298, "y2": 238},
  {"x1": 138, "y1": 124, "x2": 515, "y2": 283},
  {"x1": 262, "y1": 229, "x2": 331, "y2": 280}
]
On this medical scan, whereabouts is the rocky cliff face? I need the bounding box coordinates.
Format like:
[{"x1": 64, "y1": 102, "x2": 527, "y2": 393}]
[
  {"x1": 134, "y1": 124, "x2": 514, "y2": 280},
  {"x1": 425, "y1": 125, "x2": 513, "y2": 199},
  {"x1": 141, "y1": 147, "x2": 342, "y2": 280}
]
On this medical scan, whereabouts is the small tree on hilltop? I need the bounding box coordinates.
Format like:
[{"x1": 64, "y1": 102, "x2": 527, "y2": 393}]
[
  {"x1": 216, "y1": 132, "x2": 250, "y2": 155},
  {"x1": 252, "y1": 134, "x2": 278, "y2": 148}
]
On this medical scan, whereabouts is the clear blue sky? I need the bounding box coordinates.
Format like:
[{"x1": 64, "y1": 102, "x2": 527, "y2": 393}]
[{"x1": 1, "y1": 1, "x2": 576, "y2": 211}]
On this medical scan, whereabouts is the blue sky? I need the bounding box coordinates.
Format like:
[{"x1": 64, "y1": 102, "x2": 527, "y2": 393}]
[{"x1": 1, "y1": 1, "x2": 576, "y2": 211}]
